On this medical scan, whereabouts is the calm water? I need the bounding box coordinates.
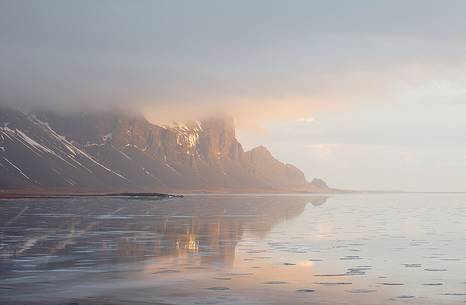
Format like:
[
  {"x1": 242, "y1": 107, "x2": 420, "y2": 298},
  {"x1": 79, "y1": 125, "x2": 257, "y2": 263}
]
[{"x1": 1, "y1": 194, "x2": 466, "y2": 305}]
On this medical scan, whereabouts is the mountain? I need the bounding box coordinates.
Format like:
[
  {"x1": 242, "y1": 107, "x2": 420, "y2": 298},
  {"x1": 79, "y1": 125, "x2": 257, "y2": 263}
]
[{"x1": 0, "y1": 106, "x2": 331, "y2": 193}]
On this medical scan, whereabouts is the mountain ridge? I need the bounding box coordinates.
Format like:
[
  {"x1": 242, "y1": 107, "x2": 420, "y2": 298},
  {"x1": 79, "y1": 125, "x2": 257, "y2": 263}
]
[{"x1": 0, "y1": 106, "x2": 332, "y2": 193}]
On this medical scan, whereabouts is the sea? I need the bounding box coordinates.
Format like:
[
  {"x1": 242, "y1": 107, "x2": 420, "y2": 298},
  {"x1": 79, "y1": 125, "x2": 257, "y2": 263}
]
[{"x1": 1, "y1": 193, "x2": 466, "y2": 304}]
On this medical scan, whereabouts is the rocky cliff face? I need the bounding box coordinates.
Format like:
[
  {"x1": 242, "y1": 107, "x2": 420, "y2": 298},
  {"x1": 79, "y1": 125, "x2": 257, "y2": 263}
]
[{"x1": 0, "y1": 106, "x2": 330, "y2": 193}]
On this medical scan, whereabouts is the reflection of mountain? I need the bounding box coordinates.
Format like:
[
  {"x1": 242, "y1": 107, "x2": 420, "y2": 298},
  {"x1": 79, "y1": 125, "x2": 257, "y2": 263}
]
[
  {"x1": 149, "y1": 196, "x2": 313, "y2": 266},
  {"x1": 309, "y1": 196, "x2": 328, "y2": 206},
  {"x1": 0, "y1": 196, "x2": 324, "y2": 273}
]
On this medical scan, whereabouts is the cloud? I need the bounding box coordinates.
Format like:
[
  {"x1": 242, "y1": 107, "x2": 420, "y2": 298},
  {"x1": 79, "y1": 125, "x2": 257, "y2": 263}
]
[
  {"x1": 3, "y1": 1, "x2": 466, "y2": 191},
  {"x1": 2, "y1": 0, "x2": 466, "y2": 128}
]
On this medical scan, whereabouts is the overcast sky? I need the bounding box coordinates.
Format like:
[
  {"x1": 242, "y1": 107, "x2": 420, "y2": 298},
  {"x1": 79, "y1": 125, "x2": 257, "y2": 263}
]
[{"x1": 1, "y1": 1, "x2": 466, "y2": 191}]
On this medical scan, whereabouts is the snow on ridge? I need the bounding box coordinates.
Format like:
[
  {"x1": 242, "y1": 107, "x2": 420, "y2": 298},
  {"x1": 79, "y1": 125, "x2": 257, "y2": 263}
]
[
  {"x1": 0, "y1": 126, "x2": 14, "y2": 141},
  {"x1": 165, "y1": 163, "x2": 181, "y2": 175},
  {"x1": 29, "y1": 115, "x2": 78, "y2": 157},
  {"x1": 84, "y1": 143, "x2": 105, "y2": 147},
  {"x1": 102, "y1": 133, "x2": 113, "y2": 141},
  {"x1": 1, "y1": 125, "x2": 81, "y2": 170},
  {"x1": 15, "y1": 129, "x2": 57, "y2": 156},
  {"x1": 176, "y1": 132, "x2": 199, "y2": 148},
  {"x1": 62, "y1": 139, "x2": 129, "y2": 181},
  {"x1": 172, "y1": 121, "x2": 189, "y2": 131},
  {"x1": 1, "y1": 126, "x2": 57, "y2": 159},
  {"x1": 28, "y1": 114, "x2": 128, "y2": 181},
  {"x1": 2, "y1": 157, "x2": 30, "y2": 180},
  {"x1": 124, "y1": 143, "x2": 144, "y2": 151},
  {"x1": 173, "y1": 125, "x2": 200, "y2": 148},
  {"x1": 118, "y1": 149, "x2": 132, "y2": 160},
  {"x1": 168, "y1": 120, "x2": 205, "y2": 151}
]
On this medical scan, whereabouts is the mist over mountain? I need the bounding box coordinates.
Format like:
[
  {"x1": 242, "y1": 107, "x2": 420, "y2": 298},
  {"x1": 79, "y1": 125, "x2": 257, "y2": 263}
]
[{"x1": 0, "y1": 106, "x2": 330, "y2": 193}]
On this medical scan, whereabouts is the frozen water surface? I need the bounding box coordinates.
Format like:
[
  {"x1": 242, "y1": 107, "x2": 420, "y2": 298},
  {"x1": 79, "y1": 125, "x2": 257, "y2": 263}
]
[{"x1": 1, "y1": 194, "x2": 466, "y2": 304}]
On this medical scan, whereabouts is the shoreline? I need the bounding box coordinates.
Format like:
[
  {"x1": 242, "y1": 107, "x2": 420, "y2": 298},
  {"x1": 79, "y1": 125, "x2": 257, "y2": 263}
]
[
  {"x1": 0, "y1": 192, "x2": 184, "y2": 200},
  {"x1": 3, "y1": 190, "x2": 466, "y2": 200}
]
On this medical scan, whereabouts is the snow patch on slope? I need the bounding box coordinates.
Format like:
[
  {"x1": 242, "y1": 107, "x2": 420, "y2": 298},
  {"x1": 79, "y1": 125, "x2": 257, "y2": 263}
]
[
  {"x1": 28, "y1": 115, "x2": 129, "y2": 180},
  {"x1": 2, "y1": 157, "x2": 30, "y2": 180}
]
